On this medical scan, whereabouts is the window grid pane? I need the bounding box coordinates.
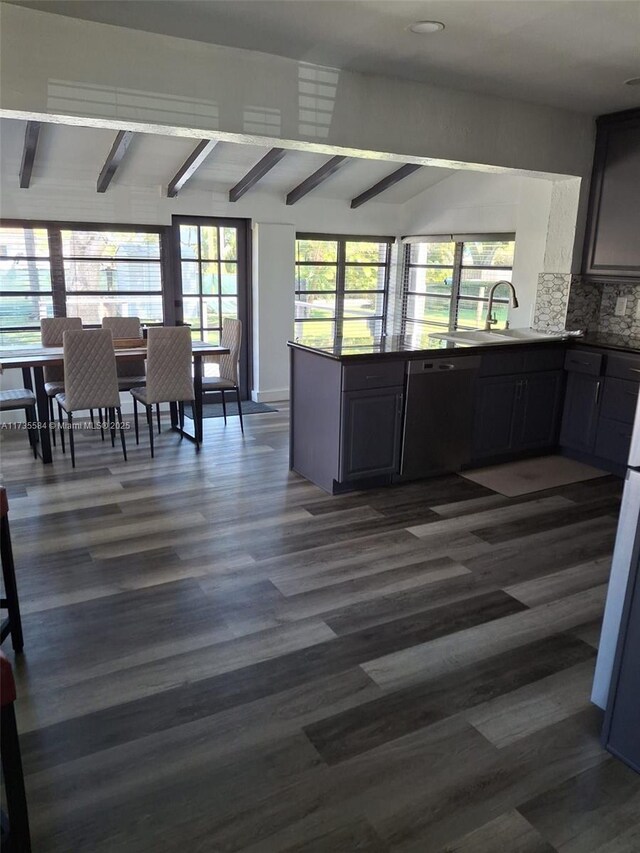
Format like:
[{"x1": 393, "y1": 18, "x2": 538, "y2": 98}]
[
  {"x1": 177, "y1": 224, "x2": 241, "y2": 342},
  {"x1": 404, "y1": 238, "x2": 515, "y2": 337},
  {"x1": 295, "y1": 235, "x2": 391, "y2": 345}
]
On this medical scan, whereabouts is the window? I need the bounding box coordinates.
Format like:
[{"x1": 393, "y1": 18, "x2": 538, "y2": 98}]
[
  {"x1": 403, "y1": 236, "x2": 515, "y2": 347},
  {"x1": 294, "y1": 234, "x2": 392, "y2": 346},
  {"x1": 0, "y1": 222, "x2": 166, "y2": 347},
  {"x1": 177, "y1": 221, "x2": 240, "y2": 346},
  {"x1": 174, "y1": 216, "x2": 250, "y2": 396},
  {"x1": 0, "y1": 227, "x2": 54, "y2": 346},
  {"x1": 62, "y1": 229, "x2": 163, "y2": 325}
]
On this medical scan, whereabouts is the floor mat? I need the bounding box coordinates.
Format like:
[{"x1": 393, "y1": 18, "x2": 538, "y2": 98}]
[
  {"x1": 185, "y1": 400, "x2": 277, "y2": 419},
  {"x1": 461, "y1": 455, "x2": 610, "y2": 497}
]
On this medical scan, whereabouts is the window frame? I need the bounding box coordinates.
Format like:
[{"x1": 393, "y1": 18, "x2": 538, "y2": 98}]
[
  {"x1": 294, "y1": 232, "x2": 394, "y2": 344},
  {"x1": 402, "y1": 234, "x2": 516, "y2": 337},
  {"x1": 0, "y1": 219, "x2": 172, "y2": 342},
  {"x1": 172, "y1": 214, "x2": 252, "y2": 399}
]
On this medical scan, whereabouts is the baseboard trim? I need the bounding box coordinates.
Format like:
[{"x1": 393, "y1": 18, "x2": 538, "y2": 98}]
[{"x1": 251, "y1": 389, "x2": 289, "y2": 403}]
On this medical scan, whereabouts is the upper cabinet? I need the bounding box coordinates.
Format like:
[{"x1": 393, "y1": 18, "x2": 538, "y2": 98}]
[{"x1": 583, "y1": 109, "x2": 640, "y2": 280}]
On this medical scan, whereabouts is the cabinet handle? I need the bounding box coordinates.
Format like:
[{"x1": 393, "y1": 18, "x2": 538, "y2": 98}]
[
  {"x1": 365, "y1": 375, "x2": 381, "y2": 380},
  {"x1": 595, "y1": 380, "x2": 601, "y2": 406},
  {"x1": 396, "y1": 395, "x2": 404, "y2": 416},
  {"x1": 515, "y1": 379, "x2": 523, "y2": 400}
]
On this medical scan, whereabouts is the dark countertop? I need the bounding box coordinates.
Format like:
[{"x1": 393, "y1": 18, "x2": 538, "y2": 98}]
[
  {"x1": 574, "y1": 332, "x2": 640, "y2": 354},
  {"x1": 288, "y1": 332, "x2": 640, "y2": 362}
]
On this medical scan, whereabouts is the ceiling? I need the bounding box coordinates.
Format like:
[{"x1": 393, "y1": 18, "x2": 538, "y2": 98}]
[
  {"x1": 6, "y1": 0, "x2": 640, "y2": 114},
  {"x1": 0, "y1": 118, "x2": 455, "y2": 204}
]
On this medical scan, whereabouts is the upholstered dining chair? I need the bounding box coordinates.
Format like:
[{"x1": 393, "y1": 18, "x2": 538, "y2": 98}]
[
  {"x1": 0, "y1": 390, "x2": 38, "y2": 459},
  {"x1": 131, "y1": 326, "x2": 198, "y2": 457},
  {"x1": 40, "y1": 317, "x2": 83, "y2": 445},
  {"x1": 202, "y1": 318, "x2": 244, "y2": 434},
  {"x1": 56, "y1": 329, "x2": 127, "y2": 468}
]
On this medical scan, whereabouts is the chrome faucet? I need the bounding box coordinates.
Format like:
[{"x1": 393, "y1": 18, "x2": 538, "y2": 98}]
[{"x1": 485, "y1": 280, "x2": 519, "y2": 330}]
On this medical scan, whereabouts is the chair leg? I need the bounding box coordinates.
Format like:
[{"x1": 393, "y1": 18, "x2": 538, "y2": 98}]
[
  {"x1": 67, "y1": 411, "x2": 75, "y2": 468},
  {"x1": 0, "y1": 702, "x2": 32, "y2": 852},
  {"x1": 190, "y1": 401, "x2": 200, "y2": 450},
  {"x1": 156, "y1": 403, "x2": 162, "y2": 434},
  {"x1": 133, "y1": 398, "x2": 139, "y2": 445},
  {"x1": 89, "y1": 409, "x2": 95, "y2": 429},
  {"x1": 98, "y1": 408, "x2": 105, "y2": 442},
  {"x1": 58, "y1": 403, "x2": 65, "y2": 454},
  {"x1": 1, "y1": 514, "x2": 24, "y2": 653},
  {"x1": 116, "y1": 407, "x2": 127, "y2": 462},
  {"x1": 235, "y1": 387, "x2": 244, "y2": 435},
  {"x1": 48, "y1": 396, "x2": 56, "y2": 447},
  {"x1": 26, "y1": 405, "x2": 38, "y2": 458},
  {"x1": 109, "y1": 408, "x2": 116, "y2": 448},
  {"x1": 221, "y1": 390, "x2": 227, "y2": 425},
  {"x1": 178, "y1": 402, "x2": 185, "y2": 439},
  {"x1": 146, "y1": 405, "x2": 154, "y2": 458}
]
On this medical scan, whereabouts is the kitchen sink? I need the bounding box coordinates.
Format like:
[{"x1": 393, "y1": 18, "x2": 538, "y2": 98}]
[
  {"x1": 429, "y1": 328, "x2": 570, "y2": 346},
  {"x1": 492, "y1": 328, "x2": 569, "y2": 342}
]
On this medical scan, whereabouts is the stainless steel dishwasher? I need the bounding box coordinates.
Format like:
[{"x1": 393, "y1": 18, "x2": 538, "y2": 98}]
[{"x1": 399, "y1": 355, "x2": 481, "y2": 480}]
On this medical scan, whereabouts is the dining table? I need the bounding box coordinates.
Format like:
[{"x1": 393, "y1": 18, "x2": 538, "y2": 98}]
[{"x1": 0, "y1": 340, "x2": 230, "y2": 463}]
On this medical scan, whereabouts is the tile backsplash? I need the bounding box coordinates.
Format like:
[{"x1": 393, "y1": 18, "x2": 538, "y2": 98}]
[
  {"x1": 533, "y1": 273, "x2": 572, "y2": 333},
  {"x1": 598, "y1": 283, "x2": 640, "y2": 339},
  {"x1": 534, "y1": 273, "x2": 640, "y2": 342}
]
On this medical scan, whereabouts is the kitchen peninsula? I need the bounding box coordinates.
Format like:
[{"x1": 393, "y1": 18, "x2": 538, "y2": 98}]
[{"x1": 289, "y1": 334, "x2": 640, "y2": 494}]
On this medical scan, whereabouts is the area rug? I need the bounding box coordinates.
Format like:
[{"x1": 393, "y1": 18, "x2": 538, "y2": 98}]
[
  {"x1": 185, "y1": 400, "x2": 277, "y2": 419},
  {"x1": 461, "y1": 455, "x2": 609, "y2": 497}
]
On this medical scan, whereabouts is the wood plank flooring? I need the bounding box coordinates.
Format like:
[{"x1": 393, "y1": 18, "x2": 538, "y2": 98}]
[{"x1": 1, "y1": 406, "x2": 638, "y2": 852}]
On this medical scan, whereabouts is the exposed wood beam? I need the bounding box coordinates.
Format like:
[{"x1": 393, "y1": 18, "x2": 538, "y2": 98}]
[
  {"x1": 229, "y1": 148, "x2": 286, "y2": 202},
  {"x1": 96, "y1": 130, "x2": 134, "y2": 193},
  {"x1": 19, "y1": 121, "x2": 41, "y2": 189},
  {"x1": 167, "y1": 140, "x2": 218, "y2": 198},
  {"x1": 286, "y1": 155, "x2": 348, "y2": 205},
  {"x1": 350, "y1": 163, "x2": 423, "y2": 209}
]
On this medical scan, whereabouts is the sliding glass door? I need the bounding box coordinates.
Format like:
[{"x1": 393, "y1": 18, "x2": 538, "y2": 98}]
[{"x1": 173, "y1": 216, "x2": 250, "y2": 397}]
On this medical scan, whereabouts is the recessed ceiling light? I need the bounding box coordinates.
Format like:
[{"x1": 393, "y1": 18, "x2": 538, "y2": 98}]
[
  {"x1": 408, "y1": 20, "x2": 445, "y2": 35},
  {"x1": 624, "y1": 76, "x2": 640, "y2": 86}
]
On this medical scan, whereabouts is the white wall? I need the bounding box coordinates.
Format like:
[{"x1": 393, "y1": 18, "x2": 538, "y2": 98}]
[
  {"x1": 0, "y1": 4, "x2": 595, "y2": 179},
  {"x1": 252, "y1": 224, "x2": 295, "y2": 402}
]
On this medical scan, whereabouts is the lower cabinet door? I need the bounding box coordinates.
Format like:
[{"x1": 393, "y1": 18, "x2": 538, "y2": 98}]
[
  {"x1": 472, "y1": 376, "x2": 519, "y2": 460},
  {"x1": 340, "y1": 387, "x2": 403, "y2": 481},
  {"x1": 560, "y1": 371, "x2": 601, "y2": 453},
  {"x1": 517, "y1": 370, "x2": 564, "y2": 450}
]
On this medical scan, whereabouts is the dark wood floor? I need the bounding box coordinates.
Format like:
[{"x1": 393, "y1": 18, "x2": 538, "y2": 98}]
[{"x1": 1, "y1": 407, "x2": 638, "y2": 852}]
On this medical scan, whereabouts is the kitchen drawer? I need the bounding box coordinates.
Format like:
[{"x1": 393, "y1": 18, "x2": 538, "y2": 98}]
[
  {"x1": 523, "y1": 347, "x2": 566, "y2": 373},
  {"x1": 605, "y1": 353, "x2": 640, "y2": 381},
  {"x1": 601, "y1": 377, "x2": 640, "y2": 425},
  {"x1": 565, "y1": 349, "x2": 603, "y2": 375},
  {"x1": 480, "y1": 347, "x2": 565, "y2": 377},
  {"x1": 479, "y1": 350, "x2": 527, "y2": 376},
  {"x1": 342, "y1": 360, "x2": 405, "y2": 391},
  {"x1": 595, "y1": 417, "x2": 634, "y2": 466}
]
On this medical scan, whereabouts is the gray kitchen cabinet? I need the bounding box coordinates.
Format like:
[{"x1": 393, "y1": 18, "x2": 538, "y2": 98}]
[
  {"x1": 583, "y1": 109, "x2": 640, "y2": 279},
  {"x1": 473, "y1": 369, "x2": 563, "y2": 461},
  {"x1": 560, "y1": 348, "x2": 640, "y2": 471},
  {"x1": 340, "y1": 387, "x2": 404, "y2": 481},
  {"x1": 517, "y1": 371, "x2": 564, "y2": 450},
  {"x1": 594, "y1": 418, "x2": 635, "y2": 467},
  {"x1": 473, "y1": 375, "x2": 520, "y2": 459},
  {"x1": 560, "y1": 371, "x2": 602, "y2": 453}
]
